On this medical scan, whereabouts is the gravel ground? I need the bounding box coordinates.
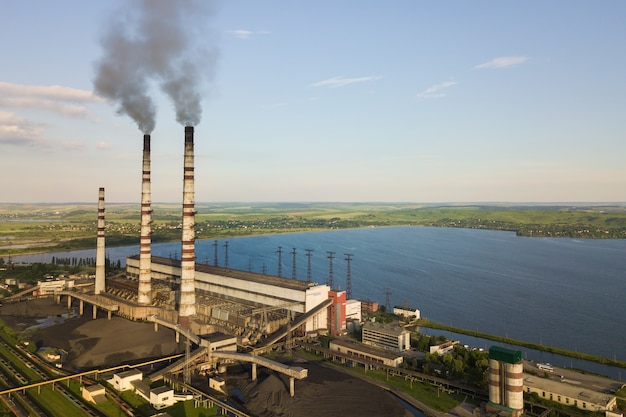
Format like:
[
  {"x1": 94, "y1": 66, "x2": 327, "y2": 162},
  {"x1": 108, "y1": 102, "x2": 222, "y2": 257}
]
[
  {"x1": 0, "y1": 298, "x2": 183, "y2": 371},
  {"x1": 225, "y1": 360, "x2": 413, "y2": 417}
]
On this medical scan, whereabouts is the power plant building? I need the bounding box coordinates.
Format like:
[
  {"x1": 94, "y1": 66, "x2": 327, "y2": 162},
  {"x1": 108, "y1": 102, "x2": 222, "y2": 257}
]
[
  {"x1": 361, "y1": 321, "x2": 411, "y2": 352},
  {"x1": 125, "y1": 255, "x2": 330, "y2": 334}
]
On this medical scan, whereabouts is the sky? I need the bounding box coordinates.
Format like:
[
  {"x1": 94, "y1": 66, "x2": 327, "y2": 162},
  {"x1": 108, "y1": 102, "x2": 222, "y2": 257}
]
[{"x1": 1, "y1": 1, "x2": 625, "y2": 204}]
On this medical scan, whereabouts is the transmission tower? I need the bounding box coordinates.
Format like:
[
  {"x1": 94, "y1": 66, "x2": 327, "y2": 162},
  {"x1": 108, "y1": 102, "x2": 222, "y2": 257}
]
[
  {"x1": 213, "y1": 240, "x2": 218, "y2": 266},
  {"x1": 326, "y1": 251, "x2": 336, "y2": 288},
  {"x1": 224, "y1": 241, "x2": 229, "y2": 269},
  {"x1": 344, "y1": 253, "x2": 353, "y2": 299},
  {"x1": 262, "y1": 262, "x2": 267, "y2": 275},
  {"x1": 276, "y1": 246, "x2": 283, "y2": 277},
  {"x1": 305, "y1": 249, "x2": 313, "y2": 282},
  {"x1": 291, "y1": 248, "x2": 297, "y2": 279},
  {"x1": 384, "y1": 288, "x2": 392, "y2": 313}
]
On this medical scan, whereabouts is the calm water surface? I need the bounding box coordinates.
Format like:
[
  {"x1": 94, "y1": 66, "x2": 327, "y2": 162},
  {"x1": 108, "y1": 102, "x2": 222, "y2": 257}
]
[{"x1": 14, "y1": 226, "x2": 626, "y2": 365}]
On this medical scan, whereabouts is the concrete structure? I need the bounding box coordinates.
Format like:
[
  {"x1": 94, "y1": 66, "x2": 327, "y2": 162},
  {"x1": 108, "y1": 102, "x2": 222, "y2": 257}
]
[
  {"x1": 488, "y1": 346, "x2": 524, "y2": 417},
  {"x1": 179, "y1": 126, "x2": 196, "y2": 319},
  {"x1": 393, "y1": 306, "x2": 420, "y2": 320},
  {"x1": 150, "y1": 386, "x2": 175, "y2": 410},
  {"x1": 329, "y1": 338, "x2": 404, "y2": 367},
  {"x1": 111, "y1": 369, "x2": 143, "y2": 392},
  {"x1": 94, "y1": 187, "x2": 105, "y2": 295},
  {"x1": 138, "y1": 134, "x2": 152, "y2": 305},
  {"x1": 361, "y1": 321, "x2": 411, "y2": 352},
  {"x1": 345, "y1": 299, "x2": 362, "y2": 322},
  {"x1": 36, "y1": 280, "x2": 67, "y2": 295},
  {"x1": 209, "y1": 376, "x2": 226, "y2": 393},
  {"x1": 81, "y1": 384, "x2": 106, "y2": 404},
  {"x1": 328, "y1": 290, "x2": 346, "y2": 335},
  {"x1": 202, "y1": 332, "x2": 237, "y2": 352},
  {"x1": 524, "y1": 375, "x2": 618, "y2": 413}
]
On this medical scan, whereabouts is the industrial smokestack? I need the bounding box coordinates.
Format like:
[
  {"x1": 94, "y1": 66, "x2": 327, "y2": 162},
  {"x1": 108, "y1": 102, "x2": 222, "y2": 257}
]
[
  {"x1": 95, "y1": 187, "x2": 106, "y2": 295},
  {"x1": 138, "y1": 134, "x2": 152, "y2": 305},
  {"x1": 179, "y1": 126, "x2": 196, "y2": 319}
]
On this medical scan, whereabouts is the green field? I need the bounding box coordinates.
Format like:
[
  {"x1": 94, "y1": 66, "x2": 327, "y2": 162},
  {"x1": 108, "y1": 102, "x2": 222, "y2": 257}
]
[{"x1": 2, "y1": 202, "x2": 626, "y2": 257}]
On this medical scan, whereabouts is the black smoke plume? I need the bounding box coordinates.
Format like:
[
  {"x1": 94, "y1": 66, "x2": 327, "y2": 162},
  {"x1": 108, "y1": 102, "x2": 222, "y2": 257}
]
[{"x1": 93, "y1": 0, "x2": 218, "y2": 133}]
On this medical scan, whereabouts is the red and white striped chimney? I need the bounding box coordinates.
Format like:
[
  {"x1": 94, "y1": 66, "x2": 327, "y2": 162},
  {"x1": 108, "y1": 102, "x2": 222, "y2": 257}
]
[
  {"x1": 95, "y1": 187, "x2": 106, "y2": 294},
  {"x1": 138, "y1": 134, "x2": 152, "y2": 305},
  {"x1": 179, "y1": 126, "x2": 196, "y2": 319}
]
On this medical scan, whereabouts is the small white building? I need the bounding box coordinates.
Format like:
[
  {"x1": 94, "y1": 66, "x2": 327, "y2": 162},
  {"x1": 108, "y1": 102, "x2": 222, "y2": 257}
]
[
  {"x1": 393, "y1": 306, "x2": 420, "y2": 320},
  {"x1": 430, "y1": 341, "x2": 459, "y2": 356},
  {"x1": 111, "y1": 369, "x2": 143, "y2": 391},
  {"x1": 81, "y1": 384, "x2": 106, "y2": 404},
  {"x1": 150, "y1": 386, "x2": 175, "y2": 410},
  {"x1": 345, "y1": 299, "x2": 362, "y2": 322}
]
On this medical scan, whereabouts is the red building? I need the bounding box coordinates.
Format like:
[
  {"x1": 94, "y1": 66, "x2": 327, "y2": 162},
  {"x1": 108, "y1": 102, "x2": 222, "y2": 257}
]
[{"x1": 328, "y1": 290, "x2": 346, "y2": 335}]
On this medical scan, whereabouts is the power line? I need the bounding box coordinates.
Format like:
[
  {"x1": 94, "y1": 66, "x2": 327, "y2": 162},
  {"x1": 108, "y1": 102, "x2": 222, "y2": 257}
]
[
  {"x1": 291, "y1": 248, "x2": 297, "y2": 279},
  {"x1": 276, "y1": 246, "x2": 283, "y2": 277},
  {"x1": 344, "y1": 253, "x2": 353, "y2": 299},
  {"x1": 326, "y1": 251, "x2": 336, "y2": 288},
  {"x1": 223, "y1": 241, "x2": 229, "y2": 269},
  {"x1": 305, "y1": 249, "x2": 313, "y2": 282}
]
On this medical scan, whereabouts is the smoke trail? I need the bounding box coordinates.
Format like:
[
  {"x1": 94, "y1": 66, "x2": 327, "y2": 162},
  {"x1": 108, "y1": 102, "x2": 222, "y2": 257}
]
[{"x1": 93, "y1": 0, "x2": 218, "y2": 131}]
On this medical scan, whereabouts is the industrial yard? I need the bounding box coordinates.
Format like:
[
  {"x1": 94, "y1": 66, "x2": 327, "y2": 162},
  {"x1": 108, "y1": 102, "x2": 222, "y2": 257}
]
[{"x1": 0, "y1": 298, "x2": 414, "y2": 417}]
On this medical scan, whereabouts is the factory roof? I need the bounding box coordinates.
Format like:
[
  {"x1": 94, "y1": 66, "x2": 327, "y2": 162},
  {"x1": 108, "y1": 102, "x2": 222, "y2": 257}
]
[
  {"x1": 330, "y1": 337, "x2": 403, "y2": 361},
  {"x1": 130, "y1": 255, "x2": 317, "y2": 291},
  {"x1": 362, "y1": 321, "x2": 408, "y2": 336},
  {"x1": 524, "y1": 375, "x2": 616, "y2": 408}
]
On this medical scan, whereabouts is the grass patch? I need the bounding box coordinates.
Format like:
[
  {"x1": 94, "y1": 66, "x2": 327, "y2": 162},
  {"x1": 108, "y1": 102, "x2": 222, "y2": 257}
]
[{"x1": 164, "y1": 400, "x2": 219, "y2": 417}]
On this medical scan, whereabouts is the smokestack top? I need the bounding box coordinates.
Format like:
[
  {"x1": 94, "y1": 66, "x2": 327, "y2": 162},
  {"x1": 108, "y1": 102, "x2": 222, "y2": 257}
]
[
  {"x1": 143, "y1": 134, "x2": 150, "y2": 150},
  {"x1": 185, "y1": 126, "x2": 194, "y2": 133},
  {"x1": 99, "y1": 187, "x2": 105, "y2": 193}
]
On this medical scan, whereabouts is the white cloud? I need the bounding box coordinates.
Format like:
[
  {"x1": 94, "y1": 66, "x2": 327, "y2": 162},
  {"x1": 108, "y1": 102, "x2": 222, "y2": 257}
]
[
  {"x1": 0, "y1": 81, "x2": 102, "y2": 102},
  {"x1": 416, "y1": 81, "x2": 457, "y2": 99},
  {"x1": 0, "y1": 82, "x2": 103, "y2": 118},
  {"x1": 0, "y1": 97, "x2": 89, "y2": 117},
  {"x1": 0, "y1": 111, "x2": 47, "y2": 146},
  {"x1": 311, "y1": 76, "x2": 383, "y2": 88},
  {"x1": 228, "y1": 29, "x2": 271, "y2": 39},
  {"x1": 96, "y1": 141, "x2": 111, "y2": 150},
  {"x1": 474, "y1": 56, "x2": 528, "y2": 69}
]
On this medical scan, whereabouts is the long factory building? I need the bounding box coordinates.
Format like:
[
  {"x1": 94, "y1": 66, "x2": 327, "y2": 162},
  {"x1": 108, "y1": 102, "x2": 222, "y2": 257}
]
[{"x1": 125, "y1": 255, "x2": 331, "y2": 338}]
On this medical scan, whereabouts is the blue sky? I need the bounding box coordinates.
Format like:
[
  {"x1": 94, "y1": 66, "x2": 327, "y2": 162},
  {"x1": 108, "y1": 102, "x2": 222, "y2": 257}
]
[{"x1": 1, "y1": 1, "x2": 625, "y2": 203}]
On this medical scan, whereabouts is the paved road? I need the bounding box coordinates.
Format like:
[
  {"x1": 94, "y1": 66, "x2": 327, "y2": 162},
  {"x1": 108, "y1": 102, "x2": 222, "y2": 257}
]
[{"x1": 524, "y1": 360, "x2": 624, "y2": 394}]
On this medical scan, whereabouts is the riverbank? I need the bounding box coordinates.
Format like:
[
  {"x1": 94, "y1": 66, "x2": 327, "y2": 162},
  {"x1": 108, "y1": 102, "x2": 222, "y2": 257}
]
[
  {"x1": 416, "y1": 320, "x2": 626, "y2": 369},
  {"x1": 3, "y1": 203, "x2": 626, "y2": 257}
]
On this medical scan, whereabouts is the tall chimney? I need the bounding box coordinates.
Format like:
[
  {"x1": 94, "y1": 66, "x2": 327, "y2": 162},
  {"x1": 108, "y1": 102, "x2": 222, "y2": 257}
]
[
  {"x1": 179, "y1": 126, "x2": 196, "y2": 319},
  {"x1": 95, "y1": 187, "x2": 106, "y2": 294},
  {"x1": 138, "y1": 134, "x2": 152, "y2": 305}
]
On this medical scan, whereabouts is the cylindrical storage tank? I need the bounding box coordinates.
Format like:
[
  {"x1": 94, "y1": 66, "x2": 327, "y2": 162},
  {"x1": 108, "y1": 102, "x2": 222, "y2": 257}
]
[
  {"x1": 505, "y1": 362, "x2": 524, "y2": 411},
  {"x1": 488, "y1": 358, "x2": 501, "y2": 404}
]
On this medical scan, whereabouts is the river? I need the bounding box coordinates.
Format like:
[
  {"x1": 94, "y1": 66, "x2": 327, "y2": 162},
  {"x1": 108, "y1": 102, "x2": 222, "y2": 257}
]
[{"x1": 12, "y1": 226, "x2": 626, "y2": 376}]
